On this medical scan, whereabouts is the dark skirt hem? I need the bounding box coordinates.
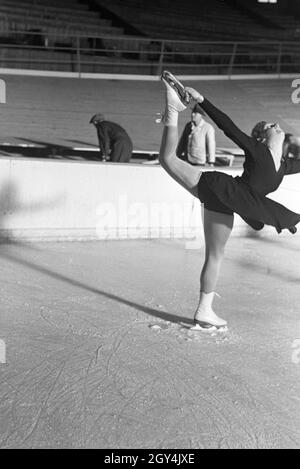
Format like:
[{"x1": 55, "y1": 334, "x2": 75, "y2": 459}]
[{"x1": 198, "y1": 171, "x2": 300, "y2": 233}]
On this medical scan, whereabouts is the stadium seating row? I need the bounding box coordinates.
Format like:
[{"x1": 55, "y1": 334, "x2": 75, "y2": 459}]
[
  {"x1": 0, "y1": 0, "x2": 124, "y2": 40},
  {"x1": 0, "y1": 6, "x2": 104, "y2": 25},
  {"x1": 95, "y1": 0, "x2": 293, "y2": 41}
]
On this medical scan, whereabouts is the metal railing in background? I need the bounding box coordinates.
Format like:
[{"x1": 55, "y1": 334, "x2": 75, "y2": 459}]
[{"x1": 0, "y1": 29, "x2": 299, "y2": 75}]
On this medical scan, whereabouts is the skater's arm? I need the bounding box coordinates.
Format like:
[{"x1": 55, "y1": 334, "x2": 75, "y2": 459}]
[
  {"x1": 283, "y1": 157, "x2": 300, "y2": 175},
  {"x1": 185, "y1": 88, "x2": 254, "y2": 153},
  {"x1": 199, "y1": 98, "x2": 253, "y2": 152}
]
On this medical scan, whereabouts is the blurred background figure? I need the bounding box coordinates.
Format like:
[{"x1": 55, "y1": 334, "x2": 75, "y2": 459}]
[
  {"x1": 176, "y1": 103, "x2": 216, "y2": 166},
  {"x1": 283, "y1": 133, "x2": 300, "y2": 160},
  {"x1": 90, "y1": 113, "x2": 133, "y2": 162}
]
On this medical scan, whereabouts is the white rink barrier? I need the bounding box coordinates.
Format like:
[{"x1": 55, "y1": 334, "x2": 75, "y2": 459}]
[{"x1": 0, "y1": 157, "x2": 299, "y2": 241}]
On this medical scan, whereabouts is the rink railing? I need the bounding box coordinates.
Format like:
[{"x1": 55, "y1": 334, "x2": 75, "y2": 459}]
[{"x1": 0, "y1": 30, "x2": 300, "y2": 75}]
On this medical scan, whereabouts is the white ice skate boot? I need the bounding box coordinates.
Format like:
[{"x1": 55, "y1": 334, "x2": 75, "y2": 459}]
[
  {"x1": 160, "y1": 70, "x2": 190, "y2": 126},
  {"x1": 192, "y1": 291, "x2": 227, "y2": 329},
  {"x1": 161, "y1": 70, "x2": 191, "y2": 108}
]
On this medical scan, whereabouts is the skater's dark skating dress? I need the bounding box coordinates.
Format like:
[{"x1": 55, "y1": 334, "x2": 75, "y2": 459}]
[{"x1": 197, "y1": 98, "x2": 300, "y2": 233}]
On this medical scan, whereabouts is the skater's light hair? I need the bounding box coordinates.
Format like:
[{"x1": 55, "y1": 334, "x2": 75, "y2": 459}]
[{"x1": 251, "y1": 121, "x2": 267, "y2": 142}]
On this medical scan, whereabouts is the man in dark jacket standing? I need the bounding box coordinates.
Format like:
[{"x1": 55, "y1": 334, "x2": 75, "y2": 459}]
[{"x1": 90, "y1": 113, "x2": 133, "y2": 162}]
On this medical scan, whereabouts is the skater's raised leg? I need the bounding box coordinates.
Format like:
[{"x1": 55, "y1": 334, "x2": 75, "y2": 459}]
[{"x1": 159, "y1": 75, "x2": 203, "y2": 198}]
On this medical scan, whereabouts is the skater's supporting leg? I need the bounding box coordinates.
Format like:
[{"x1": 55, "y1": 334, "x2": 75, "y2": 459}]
[{"x1": 194, "y1": 208, "x2": 234, "y2": 327}]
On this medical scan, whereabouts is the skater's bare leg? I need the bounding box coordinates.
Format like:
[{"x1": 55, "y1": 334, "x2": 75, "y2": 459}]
[{"x1": 194, "y1": 208, "x2": 234, "y2": 327}]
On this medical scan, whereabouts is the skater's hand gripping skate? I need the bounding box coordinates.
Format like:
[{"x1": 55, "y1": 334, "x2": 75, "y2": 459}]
[{"x1": 185, "y1": 87, "x2": 204, "y2": 104}]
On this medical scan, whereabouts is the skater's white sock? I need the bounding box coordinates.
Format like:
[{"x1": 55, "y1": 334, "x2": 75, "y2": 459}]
[
  {"x1": 163, "y1": 105, "x2": 179, "y2": 127},
  {"x1": 196, "y1": 290, "x2": 214, "y2": 313}
]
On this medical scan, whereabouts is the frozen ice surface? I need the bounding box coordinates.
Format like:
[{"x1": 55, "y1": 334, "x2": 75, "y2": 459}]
[{"x1": 0, "y1": 237, "x2": 299, "y2": 449}]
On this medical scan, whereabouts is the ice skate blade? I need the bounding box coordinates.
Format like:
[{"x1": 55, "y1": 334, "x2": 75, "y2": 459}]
[
  {"x1": 161, "y1": 70, "x2": 190, "y2": 106},
  {"x1": 190, "y1": 323, "x2": 217, "y2": 331},
  {"x1": 192, "y1": 320, "x2": 228, "y2": 330}
]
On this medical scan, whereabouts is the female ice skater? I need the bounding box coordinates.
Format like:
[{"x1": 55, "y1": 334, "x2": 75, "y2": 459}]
[{"x1": 159, "y1": 71, "x2": 300, "y2": 329}]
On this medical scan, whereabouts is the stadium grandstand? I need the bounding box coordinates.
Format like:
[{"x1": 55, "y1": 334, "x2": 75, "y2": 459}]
[
  {"x1": 0, "y1": 0, "x2": 299, "y2": 74},
  {"x1": 0, "y1": 0, "x2": 299, "y2": 159}
]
